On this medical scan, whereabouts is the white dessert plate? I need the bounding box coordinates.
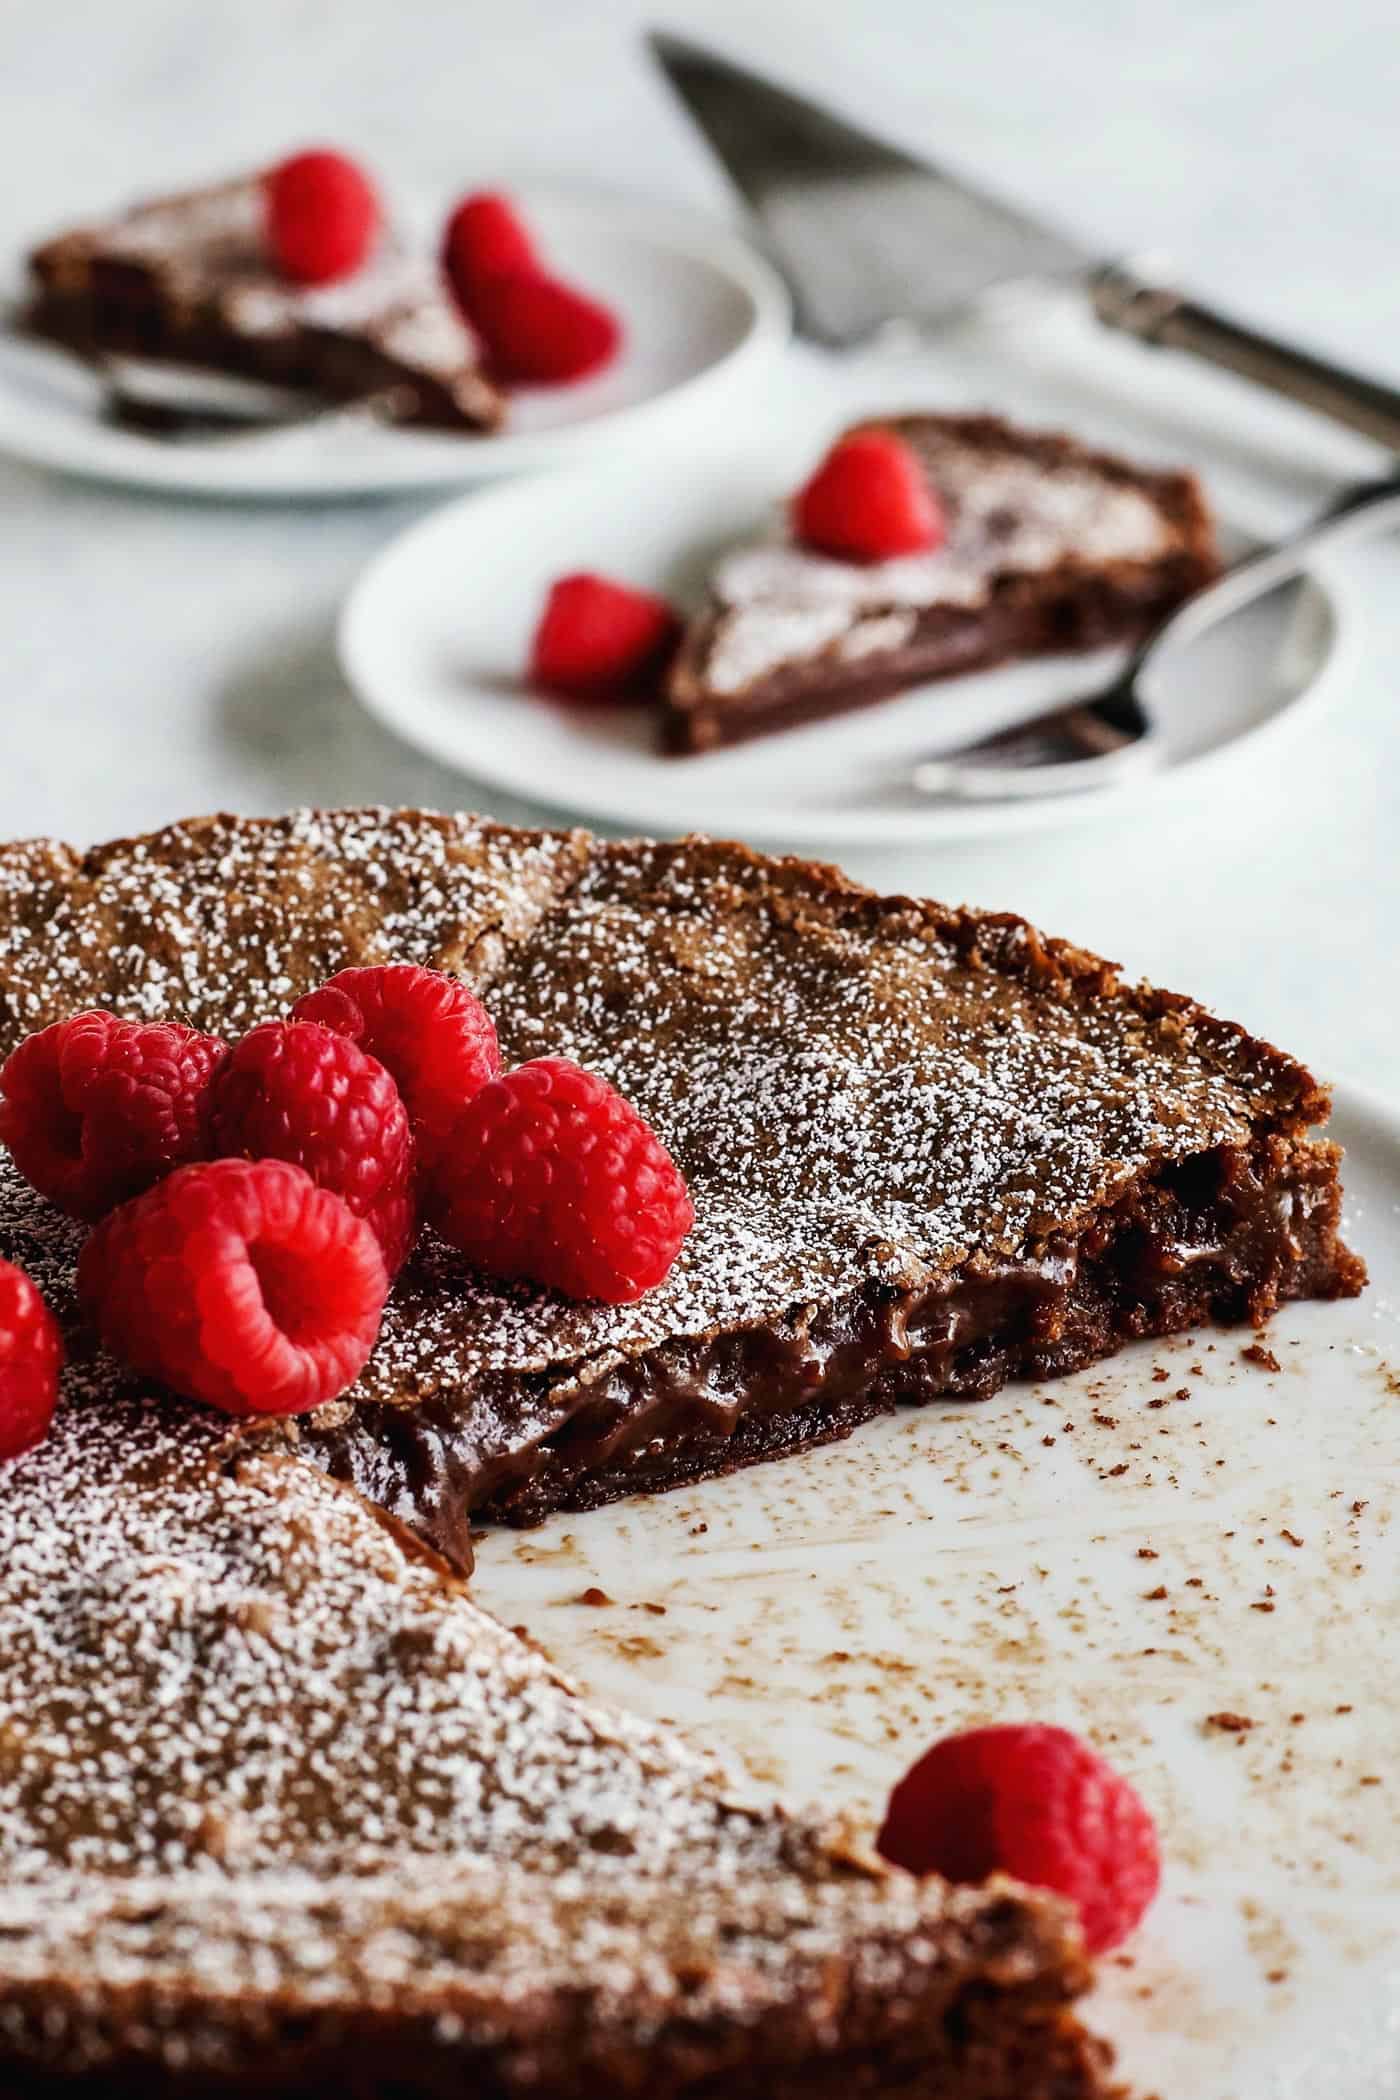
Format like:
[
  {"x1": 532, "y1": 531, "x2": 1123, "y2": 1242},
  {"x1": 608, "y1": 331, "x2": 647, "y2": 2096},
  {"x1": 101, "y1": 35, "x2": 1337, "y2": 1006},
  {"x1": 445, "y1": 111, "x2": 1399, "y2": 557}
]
[
  {"x1": 0, "y1": 190, "x2": 789, "y2": 498},
  {"x1": 472, "y1": 1078, "x2": 1400, "y2": 2100},
  {"x1": 338, "y1": 440, "x2": 1356, "y2": 848}
]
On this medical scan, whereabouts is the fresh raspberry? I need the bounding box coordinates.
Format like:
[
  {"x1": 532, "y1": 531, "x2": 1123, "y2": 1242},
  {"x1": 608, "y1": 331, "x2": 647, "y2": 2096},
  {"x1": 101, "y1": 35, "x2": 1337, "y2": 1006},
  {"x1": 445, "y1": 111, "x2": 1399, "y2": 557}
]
[
  {"x1": 0, "y1": 1258, "x2": 64, "y2": 1460},
  {"x1": 442, "y1": 191, "x2": 539, "y2": 300},
  {"x1": 463, "y1": 270, "x2": 621, "y2": 385},
  {"x1": 265, "y1": 148, "x2": 381, "y2": 286},
  {"x1": 792, "y1": 429, "x2": 946, "y2": 563},
  {"x1": 78, "y1": 1159, "x2": 387, "y2": 1418},
  {"x1": 530, "y1": 573, "x2": 682, "y2": 704},
  {"x1": 291, "y1": 964, "x2": 500, "y2": 1152},
  {"x1": 210, "y1": 1021, "x2": 416, "y2": 1274},
  {"x1": 0, "y1": 1011, "x2": 227, "y2": 1221},
  {"x1": 427, "y1": 1056, "x2": 693, "y2": 1303},
  {"x1": 877, "y1": 1723, "x2": 1160, "y2": 1954}
]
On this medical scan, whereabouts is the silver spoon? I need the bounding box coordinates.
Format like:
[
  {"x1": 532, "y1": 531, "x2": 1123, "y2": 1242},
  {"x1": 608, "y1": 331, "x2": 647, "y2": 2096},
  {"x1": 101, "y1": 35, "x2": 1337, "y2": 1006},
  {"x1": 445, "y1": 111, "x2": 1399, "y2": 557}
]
[{"x1": 912, "y1": 473, "x2": 1400, "y2": 801}]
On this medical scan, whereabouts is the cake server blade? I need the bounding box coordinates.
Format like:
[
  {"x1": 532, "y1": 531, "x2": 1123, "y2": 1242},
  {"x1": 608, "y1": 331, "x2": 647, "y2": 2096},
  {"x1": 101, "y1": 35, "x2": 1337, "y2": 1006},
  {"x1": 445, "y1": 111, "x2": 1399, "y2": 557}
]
[
  {"x1": 649, "y1": 32, "x2": 1086, "y2": 345},
  {"x1": 648, "y1": 33, "x2": 1400, "y2": 450}
]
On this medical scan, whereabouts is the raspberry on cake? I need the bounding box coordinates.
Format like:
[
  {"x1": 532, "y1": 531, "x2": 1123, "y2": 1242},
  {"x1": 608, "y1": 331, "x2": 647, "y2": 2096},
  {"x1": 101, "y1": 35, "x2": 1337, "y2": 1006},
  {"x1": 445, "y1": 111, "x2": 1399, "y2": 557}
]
[
  {"x1": 265, "y1": 147, "x2": 382, "y2": 286},
  {"x1": 0, "y1": 1009, "x2": 226, "y2": 1219},
  {"x1": 210, "y1": 1019, "x2": 417, "y2": 1274},
  {"x1": 793, "y1": 427, "x2": 947, "y2": 563},
  {"x1": 292, "y1": 962, "x2": 501, "y2": 1150},
  {"x1": 427, "y1": 1054, "x2": 694, "y2": 1302},
  {"x1": 663, "y1": 410, "x2": 1221, "y2": 754},
  {"x1": 0, "y1": 1255, "x2": 63, "y2": 1459},
  {"x1": 78, "y1": 1156, "x2": 389, "y2": 1417}
]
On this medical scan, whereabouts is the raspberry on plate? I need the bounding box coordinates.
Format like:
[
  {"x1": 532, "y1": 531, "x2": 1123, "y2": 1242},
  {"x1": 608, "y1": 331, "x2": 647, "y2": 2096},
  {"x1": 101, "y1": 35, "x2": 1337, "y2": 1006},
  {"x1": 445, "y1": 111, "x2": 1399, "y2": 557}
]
[
  {"x1": 79, "y1": 1158, "x2": 388, "y2": 1418},
  {"x1": 427, "y1": 1055, "x2": 693, "y2": 1304},
  {"x1": 265, "y1": 148, "x2": 381, "y2": 286},
  {"x1": 442, "y1": 191, "x2": 539, "y2": 299},
  {"x1": 210, "y1": 1020, "x2": 417, "y2": 1274},
  {"x1": 792, "y1": 428, "x2": 946, "y2": 564},
  {"x1": 0, "y1": 1257, "x2": 64, "y2": 1460},
  {"x1": 877, "y1": 1722, "x2": 1161, "y2": 1954},
  {"x1": 292, "y1": 964, "x2": 500, "y2": 1152},
  {"x1": 530, "y1": 572, "x2": 683, "y2": 704},
  {"x1": 0, "y1": 1010, "x2": 227, "y2": 1220},
  {"x1": 463, "y1": 270, "x2": 621, "y2": 385}
]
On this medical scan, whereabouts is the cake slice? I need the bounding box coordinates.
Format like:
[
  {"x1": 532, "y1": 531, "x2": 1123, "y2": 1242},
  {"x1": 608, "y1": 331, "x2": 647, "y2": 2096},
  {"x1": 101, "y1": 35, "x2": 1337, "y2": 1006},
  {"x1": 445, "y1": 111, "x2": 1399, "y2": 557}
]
[
  {"x1": 662, "y1": 412, "x2": 1220, "y2": 753},
  {"x1": 0, "y1": 810, "x2": 1362, "y2": 1576},
  {"x1": 0, "y1": 1380, "x2": 1112, "y2": 2097},
  {"x1": 25, "y1": 171, "x2": 506, "y2": 434}
]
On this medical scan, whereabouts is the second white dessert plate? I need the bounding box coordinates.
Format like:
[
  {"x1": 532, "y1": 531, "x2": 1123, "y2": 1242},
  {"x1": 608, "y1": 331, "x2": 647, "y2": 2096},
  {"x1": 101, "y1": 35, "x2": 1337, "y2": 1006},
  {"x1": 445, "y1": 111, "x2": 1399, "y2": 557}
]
[{"x1": 339, "y1": 440, "x2": 1356, "y2": 849}]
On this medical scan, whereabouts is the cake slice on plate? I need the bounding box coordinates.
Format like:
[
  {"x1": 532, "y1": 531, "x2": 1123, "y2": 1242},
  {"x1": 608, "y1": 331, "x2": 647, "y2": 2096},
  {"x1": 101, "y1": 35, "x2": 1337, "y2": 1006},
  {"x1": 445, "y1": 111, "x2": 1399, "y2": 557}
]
[
  {"x1": 25, "y1": 169, "x2": 505, "y2": 434},
  {"x1": 662, "y1": 412, "x2": 1220, "y2": 753}
]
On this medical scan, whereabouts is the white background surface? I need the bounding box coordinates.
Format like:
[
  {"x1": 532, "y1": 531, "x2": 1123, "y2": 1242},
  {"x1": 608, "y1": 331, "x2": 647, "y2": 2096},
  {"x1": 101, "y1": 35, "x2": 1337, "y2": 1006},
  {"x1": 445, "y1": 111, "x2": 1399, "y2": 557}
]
[
  {"x1": 0, "y1": 8, "x2": 1397, "y2": 2096},
  {"x1": 0, "y1": 0, "x2": 1395, "y2": 1099}
]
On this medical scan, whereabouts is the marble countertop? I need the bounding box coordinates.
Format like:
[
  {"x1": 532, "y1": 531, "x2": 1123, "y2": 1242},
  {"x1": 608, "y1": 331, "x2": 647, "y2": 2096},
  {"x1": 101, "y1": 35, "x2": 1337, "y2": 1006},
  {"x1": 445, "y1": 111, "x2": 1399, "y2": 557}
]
[{"x1": 0, "y1": 0, "x2": 1393, "y2": 1099}]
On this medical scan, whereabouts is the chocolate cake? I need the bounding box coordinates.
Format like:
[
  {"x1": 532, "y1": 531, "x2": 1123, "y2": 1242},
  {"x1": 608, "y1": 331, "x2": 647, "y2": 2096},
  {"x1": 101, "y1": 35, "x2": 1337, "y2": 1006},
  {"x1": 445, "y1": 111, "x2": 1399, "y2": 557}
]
[
  {"x1": 0, "y1": 806, "x2": 1365, "y2": 2093},
  {"x1": 25, "y1": 173, "x2": 505, "y2": 434},
  {"x1": 663, "y1": 413, "x2": 1221, "y2": 753},
  {"x1": 0, "y1": 808, "x2": 1362, "y2": 1575}
]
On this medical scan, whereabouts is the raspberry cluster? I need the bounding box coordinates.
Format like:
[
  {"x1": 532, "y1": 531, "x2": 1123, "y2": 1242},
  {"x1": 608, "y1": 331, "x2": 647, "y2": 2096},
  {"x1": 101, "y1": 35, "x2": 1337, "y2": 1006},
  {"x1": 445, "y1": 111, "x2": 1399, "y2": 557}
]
[{"x1": 0, "y1": 962, "x2": 692, "y2": 1442}]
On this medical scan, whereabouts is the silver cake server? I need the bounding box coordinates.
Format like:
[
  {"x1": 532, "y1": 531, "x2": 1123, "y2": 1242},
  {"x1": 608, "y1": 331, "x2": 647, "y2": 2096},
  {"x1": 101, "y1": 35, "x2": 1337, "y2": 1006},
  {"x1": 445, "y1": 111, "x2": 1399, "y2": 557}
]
[{"x1": 649, "y1": 32, "x2": 1400, "y2": 453}]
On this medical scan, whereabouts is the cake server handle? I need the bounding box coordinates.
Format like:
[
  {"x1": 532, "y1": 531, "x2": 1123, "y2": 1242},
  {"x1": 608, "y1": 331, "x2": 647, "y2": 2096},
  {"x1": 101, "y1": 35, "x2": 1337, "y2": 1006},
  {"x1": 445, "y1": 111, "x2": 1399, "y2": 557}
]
[{"x1": 1090, "y1": 263, "x2": 1400, "y2": 455}]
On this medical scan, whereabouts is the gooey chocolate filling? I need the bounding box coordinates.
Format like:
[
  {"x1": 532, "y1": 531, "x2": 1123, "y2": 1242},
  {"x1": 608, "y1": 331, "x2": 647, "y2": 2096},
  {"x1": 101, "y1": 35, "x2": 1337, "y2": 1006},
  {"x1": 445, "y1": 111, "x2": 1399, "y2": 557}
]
[{"x1": 304, "y1": 1138, "x2": 1350, "y2": 1571}]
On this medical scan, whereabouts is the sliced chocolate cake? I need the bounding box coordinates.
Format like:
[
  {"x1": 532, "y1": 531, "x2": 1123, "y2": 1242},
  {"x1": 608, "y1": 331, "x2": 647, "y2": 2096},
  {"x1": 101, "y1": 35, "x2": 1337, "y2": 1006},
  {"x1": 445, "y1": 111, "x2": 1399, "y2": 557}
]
[
  {"x1": 0, "y1": 805, "x2": 1366, "y2": 2094},
  {"x1": 0, "y1": 1391, "x2": 1111, "y2": 2098},
  {"x1": 26, "y1": 172, "x2": 505, "y2": 434},
  {"x1": 663, "y1": 412, "x2": 1220, "y2": 753}
]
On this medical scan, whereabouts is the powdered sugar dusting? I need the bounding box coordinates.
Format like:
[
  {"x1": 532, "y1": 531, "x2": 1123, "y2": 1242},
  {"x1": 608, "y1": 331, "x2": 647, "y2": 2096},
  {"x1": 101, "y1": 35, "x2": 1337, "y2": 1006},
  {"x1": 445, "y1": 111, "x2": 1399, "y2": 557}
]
[
  {"x1": 0, "y1": 808, "x2": 587, "y2": 1049},
  {"x1": 349, "y1": 832, "x2": 1276, "y2": 1395}
]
